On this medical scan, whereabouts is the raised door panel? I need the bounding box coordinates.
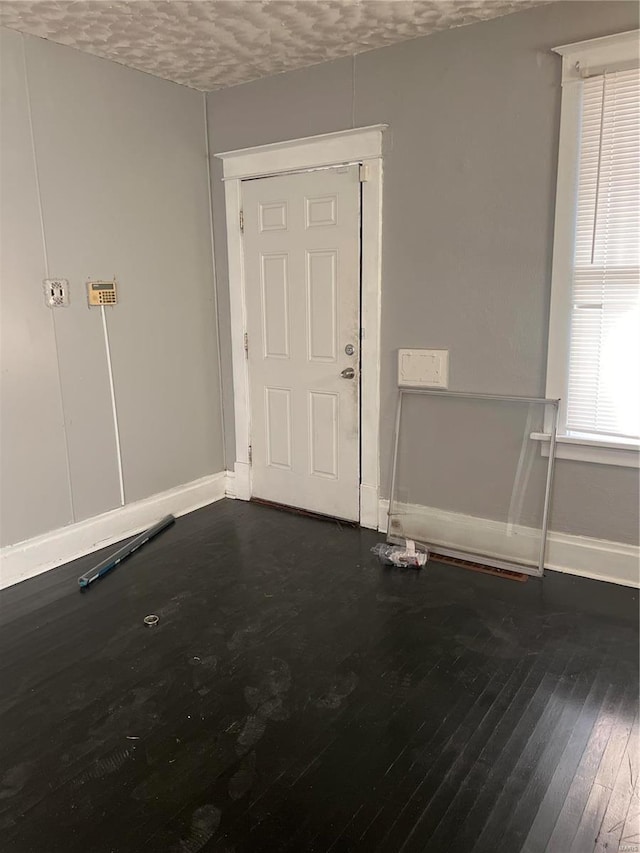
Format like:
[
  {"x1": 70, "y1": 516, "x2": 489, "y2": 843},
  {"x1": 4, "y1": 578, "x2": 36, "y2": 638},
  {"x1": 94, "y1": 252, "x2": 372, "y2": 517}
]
[
  {"x1": 260, "y1": 201, "x2": 288, "y2": 232},
  {"x1": 306, "y1": 250, "x2": 337, "y2": 363},
  {"x1": 308, "y1": 391, "x2": 339, "y2": 479},
  {"x1": 261, "y1": 254, "x2": 290, "y2": 359},
  {"x1": 265, "y1": 387, "x2": 292, "y2": 470},
  {"x1": 306, "y1": 194, "x2": 338, "y2": 228}
]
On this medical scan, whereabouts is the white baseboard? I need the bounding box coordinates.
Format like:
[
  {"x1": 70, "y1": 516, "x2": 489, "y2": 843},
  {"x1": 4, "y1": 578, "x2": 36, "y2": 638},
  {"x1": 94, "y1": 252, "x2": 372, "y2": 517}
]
[
  {"x1": 224, "y1": 469, "x2": 237, "y2": 499},
  {"x1": 0, "y1": 471, "x2": 231, "y2": 590},
  {"x1": 544, "y1": 532, "x2": 639, "y2": 588},
  {"x1": 8, "y1": 479, "x2": 632, "y2": 590},
  {"x1": 379, "y1": 499, "x2": 639, "y2": 588}
]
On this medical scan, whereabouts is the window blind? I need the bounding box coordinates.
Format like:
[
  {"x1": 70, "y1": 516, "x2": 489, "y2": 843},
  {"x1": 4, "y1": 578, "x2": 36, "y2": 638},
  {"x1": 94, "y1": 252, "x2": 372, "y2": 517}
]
[{"x1": 567, "y1": 67, "x2": 640, "y2": 440}]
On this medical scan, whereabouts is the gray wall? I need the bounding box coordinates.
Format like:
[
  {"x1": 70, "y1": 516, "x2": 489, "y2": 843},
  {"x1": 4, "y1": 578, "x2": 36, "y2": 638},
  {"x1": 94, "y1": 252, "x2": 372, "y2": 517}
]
[
  {"x1": 207, "y1": 1, "x2": 640, "y2": 545},
  {"x1": 0, "y1": 29, "x2": 224, "y2": 547}
]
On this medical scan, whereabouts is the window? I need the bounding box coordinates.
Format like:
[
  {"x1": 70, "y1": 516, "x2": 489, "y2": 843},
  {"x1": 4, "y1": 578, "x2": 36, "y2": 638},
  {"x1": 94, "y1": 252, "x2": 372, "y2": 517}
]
[{"x1": 545, "y1": 31, "x2": 640, "y2": 467}]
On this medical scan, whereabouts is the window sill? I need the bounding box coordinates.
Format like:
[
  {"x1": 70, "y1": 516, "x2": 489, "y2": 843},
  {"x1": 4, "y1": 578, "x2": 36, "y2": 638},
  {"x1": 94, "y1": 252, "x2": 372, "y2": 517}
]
[{"x1": 530, "y1": 433, "x2": 640, "y2": 468}]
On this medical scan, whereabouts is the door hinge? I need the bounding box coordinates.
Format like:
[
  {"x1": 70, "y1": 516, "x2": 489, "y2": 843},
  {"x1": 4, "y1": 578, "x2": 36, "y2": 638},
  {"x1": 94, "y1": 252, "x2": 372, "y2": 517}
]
[
  {"x1": 248, "y1": 445, "x2": 252, "y2": 464},
  {"x1": 239, "y1": 209, "x2": 244, "y2": 233},
  {"x1": 243, "y1": 331, "x2": 249, "y2": 357},
  {"x1": 359, "y1": 163, "x2": 370, "y2": 183}
]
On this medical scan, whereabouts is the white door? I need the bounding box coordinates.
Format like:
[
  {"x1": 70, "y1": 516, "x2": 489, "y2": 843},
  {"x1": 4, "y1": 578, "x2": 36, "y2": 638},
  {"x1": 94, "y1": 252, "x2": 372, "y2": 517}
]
[{"x1": 242, "y1": 164, "x2": 361, "y2": 521}]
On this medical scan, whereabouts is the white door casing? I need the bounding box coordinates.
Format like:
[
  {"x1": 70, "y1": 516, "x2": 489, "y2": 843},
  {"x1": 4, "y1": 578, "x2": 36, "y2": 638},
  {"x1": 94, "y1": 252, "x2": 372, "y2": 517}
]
[
  {"x1": 243, "y1": 166, "x2": 361, "y2": 520},
  {"x1": 216, "y1": 125, "x2": 385, "y2": 528}
]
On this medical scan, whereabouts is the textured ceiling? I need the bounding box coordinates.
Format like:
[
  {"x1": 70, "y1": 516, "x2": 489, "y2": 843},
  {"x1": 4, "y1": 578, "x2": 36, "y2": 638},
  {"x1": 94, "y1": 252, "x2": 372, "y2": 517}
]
[{"x1": 0, "y1": 0, "x2": 549, "y2": 91}]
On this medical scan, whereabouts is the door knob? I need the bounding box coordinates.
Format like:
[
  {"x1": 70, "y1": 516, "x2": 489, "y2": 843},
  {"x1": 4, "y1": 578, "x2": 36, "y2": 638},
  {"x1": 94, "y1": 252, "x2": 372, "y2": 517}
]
[{"x1": 341, "y1": 367, "x2": 355, "y2": 379}]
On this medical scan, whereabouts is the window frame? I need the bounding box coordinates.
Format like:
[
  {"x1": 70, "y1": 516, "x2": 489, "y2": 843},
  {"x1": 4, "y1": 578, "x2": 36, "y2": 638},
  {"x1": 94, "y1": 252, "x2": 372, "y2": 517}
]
[{"x1": 544, "y1": 29, "x2": 640, "y2": 469}]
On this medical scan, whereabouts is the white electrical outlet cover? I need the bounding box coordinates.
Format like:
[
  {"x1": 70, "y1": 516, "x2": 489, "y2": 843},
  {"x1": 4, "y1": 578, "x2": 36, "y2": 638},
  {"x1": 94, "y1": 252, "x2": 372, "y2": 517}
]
[{"x1": 44, "y1": 279, "x2": 69, "y2": 308}]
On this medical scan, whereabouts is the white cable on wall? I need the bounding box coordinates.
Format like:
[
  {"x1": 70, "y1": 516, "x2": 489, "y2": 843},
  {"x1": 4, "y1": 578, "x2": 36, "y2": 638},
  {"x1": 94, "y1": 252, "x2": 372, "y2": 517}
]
[
  {"x1": 22, "y1": 34, "x2": 76, "y2": 522},
  {"x1": 352, "y1": 54, "x2": 357, "y2": 128},
  {"x1": 100, "y1": 305, "x2": 125, "y2": 506},
  {"x1": 203, "y1": 92, "x2": 227, "y2": 468}
]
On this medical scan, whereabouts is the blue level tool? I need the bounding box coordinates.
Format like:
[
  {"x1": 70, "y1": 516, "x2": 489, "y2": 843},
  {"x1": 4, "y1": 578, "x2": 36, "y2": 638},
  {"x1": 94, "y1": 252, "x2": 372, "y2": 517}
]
[{"x1": 78, "y1": 514, "x2": 175, "y2": 587}]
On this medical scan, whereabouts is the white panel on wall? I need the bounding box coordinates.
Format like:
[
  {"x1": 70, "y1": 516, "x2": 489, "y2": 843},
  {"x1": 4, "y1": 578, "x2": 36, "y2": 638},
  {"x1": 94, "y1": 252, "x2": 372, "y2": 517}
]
[
  {"x1": 261, "y1": 253, "x2": 290, "y2": 358},
  {"x1": 307, "y1": 250, "x2": 337, "y2": 362},
  {"x1": 309, "y1": 391, "x2": 338, "y2": 478},
  {"x1": 260, "y1": 201, "x2": 288, "y2": 232},
  {"x1": 306, "y1": 195, "x2": 337, "y2": 228},
  {"x1": 265, "y1": 387, "x2": 292, "y2": 469},
  {"x1": 398, "y1": 349, "x2": 449, "y2": 389}
]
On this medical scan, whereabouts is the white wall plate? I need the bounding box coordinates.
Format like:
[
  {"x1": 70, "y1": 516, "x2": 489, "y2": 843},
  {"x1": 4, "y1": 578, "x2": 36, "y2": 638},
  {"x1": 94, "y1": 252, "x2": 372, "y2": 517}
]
[{"x1": 398, "y1": 348, "x2": 449, "y2": 388}]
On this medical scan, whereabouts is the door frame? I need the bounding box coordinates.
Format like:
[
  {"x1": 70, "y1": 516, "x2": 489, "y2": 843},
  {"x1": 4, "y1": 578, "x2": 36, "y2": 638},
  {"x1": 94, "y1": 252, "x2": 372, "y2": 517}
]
[{"x1": 216, "y1": 124, "x2": 386, "y2": 529}]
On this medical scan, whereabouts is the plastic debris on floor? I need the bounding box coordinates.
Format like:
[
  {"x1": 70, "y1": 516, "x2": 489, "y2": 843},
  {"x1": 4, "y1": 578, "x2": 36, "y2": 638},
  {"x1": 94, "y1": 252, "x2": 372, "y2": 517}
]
[{"x1": 371, "y1": 539, "x2": 428, "y2": 568}]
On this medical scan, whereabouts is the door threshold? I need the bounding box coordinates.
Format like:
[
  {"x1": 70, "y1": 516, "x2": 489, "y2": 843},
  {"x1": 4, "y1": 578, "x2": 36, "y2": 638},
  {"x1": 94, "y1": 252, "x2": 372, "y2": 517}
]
[{"x1": 250, "y1": 497, "x2": 359, "y2": 528}]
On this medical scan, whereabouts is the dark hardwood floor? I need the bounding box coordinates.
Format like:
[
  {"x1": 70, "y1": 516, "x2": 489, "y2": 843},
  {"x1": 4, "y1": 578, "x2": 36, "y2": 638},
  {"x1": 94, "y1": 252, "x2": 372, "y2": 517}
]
[{"x1": 1, "y1": 499, "x2": 638, "y2": 853}]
